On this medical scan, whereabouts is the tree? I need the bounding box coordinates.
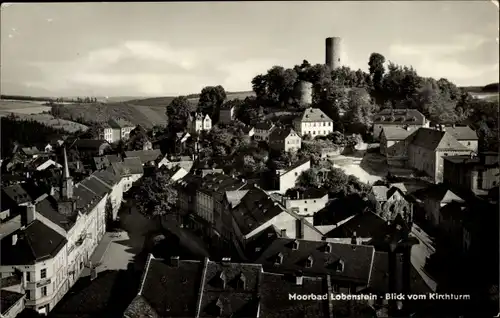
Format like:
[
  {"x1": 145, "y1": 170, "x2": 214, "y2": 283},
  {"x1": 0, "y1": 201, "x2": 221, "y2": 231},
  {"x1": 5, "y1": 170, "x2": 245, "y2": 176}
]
[
  {"x1": 251, "y1": 74, "x2": 268, "y2": 99},
  {"x1": 235, "y1": 97, "x2": 264, "y2": 125},
  {"x1": 297, "y1": 168, "x2": 322, "y2": 188},
  {"x1": 198, "y1": 85, "x2": 227, "y2": 122},
  {"x1": 127, "y1": 125, "x2": 149, "y2": 150},
  {"x1": 166, "y1": 96, "x2": 193, "y2": 133},
  {"x1": 133, "y1": 170, "x2": 178, "y2": 219},
  {"x1": 368, "y1": 53, "x2": 386, "y2": 104},
  {"x1": 344, "y1": 88, "x2": 377, "y2": 135}
]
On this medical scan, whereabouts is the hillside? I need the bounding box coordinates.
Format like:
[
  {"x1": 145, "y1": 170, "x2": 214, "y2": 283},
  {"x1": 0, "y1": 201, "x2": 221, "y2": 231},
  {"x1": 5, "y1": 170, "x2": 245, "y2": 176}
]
[
  {"x1": 11, "y1": 113, "x2": 87, "y2": 133},
  {"x1": 58, "y1": 102, "x2": 168, "y2": 128},
  {"x1": 127, "y1": 91, "x2": 255, "y2": 106}
]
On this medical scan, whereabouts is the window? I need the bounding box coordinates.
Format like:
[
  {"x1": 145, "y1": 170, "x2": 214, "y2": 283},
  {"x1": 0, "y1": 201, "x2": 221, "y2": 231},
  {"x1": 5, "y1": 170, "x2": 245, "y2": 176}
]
[
  {"x1": 304, "y1": 200, "x2": 308, "y2": 204},
  {"x1": 40, "y1": 269, "x2": 47, "y2": 279},
  {"x1": 295, "y1": 172, "x2": 298, "y2": 176},
  {"x1": 306, "y1": 256, "x2": 313, "y2": 268},
  {"x1": 41, "y1": 286, "x2": 47, "y2": 297},
  {"x1": 467, "y1": 142, "x2": 471, "y2": 146},
  {"x1": 336, "y1": 259, "x2": 345, "y2": 272},
  {"x1": 304, "y1": 208, "x2": 308, "y2": 212},
  {"x1": 313, "y1": 200, "x2": 316, "y2": 203},
  {"x1": 443, "y1": 153, "x2": 448, "y2": 157},
  {"x1": 26, "y1": 290, "x2": 31, "y2": 300},
  {"x1": 323, "y1": 122, "x2": 325, "y2": 126},
  {"x1": 26, "y1": 272, "x2": 31, "y2": 282}
]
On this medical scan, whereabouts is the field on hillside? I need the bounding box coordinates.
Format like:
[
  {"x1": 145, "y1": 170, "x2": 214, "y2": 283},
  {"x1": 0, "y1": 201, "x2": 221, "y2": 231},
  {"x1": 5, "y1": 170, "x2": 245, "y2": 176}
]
[
  {"x1": 54, "y1": 91, "x2": 255, "y2": 128},
  {"x1": 0, "y1": 100, "x2": 52, "y2": 116},
  {"x1": 59, "y1": 102, "x2": 168, "y2": 128},
  {"x1": 11, "y1": 113, "x2": 88, "y2": 133}
]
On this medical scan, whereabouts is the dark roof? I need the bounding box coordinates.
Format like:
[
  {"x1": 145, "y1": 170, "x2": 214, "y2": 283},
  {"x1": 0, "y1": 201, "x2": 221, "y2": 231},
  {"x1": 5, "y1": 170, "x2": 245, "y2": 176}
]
[
  {"x1": 93, "y1": 156, "x2": 110, "y2": 170},
  {"x1": 232, "y1": 187, "x2": 287, "y2": 235},
  {"x1": 124, "y1": 149, "x2": 162, "y2": 164},
  {"x1": 412, "y1": 183, "x2": 465, "y2": 203},
  {"x1": 443, "y1": 155, "x2": 480, "y2": 165},
  {"x1": 0, "y1": 219, "x2": 67, "y2": 265},
  {"x1": 444, "y1": 126, "x2": 478, "y2": 140},
  {"x1": 368, "y1": 251, "x2": 432, "y2": 295},
  {"x1": 298, "y1": 108, "x2": 333, "y2": 123},
  {"x1": 80, "y1": 176, "x2": 111, "y2": 197},
  {"x1": 35, "y1": 196, "x2": 76, "y2": 231},
  {"x1": 314, "y1": 196, "x2": 369, "y2": 227},
  {"x1": 371, "y1": 184, "x2": 407, "y2": 202},
  {"x1": 255, "y1": 238, "x2": 375, "y2": 285},
  {"x1": 74, "y1": 139, "x2": 109, "y2": 150},
  {"x1": 21, "y1": 146, "x2": 41, "y2": 156},
  {"x1": 1, "y1": 290, "x2": 25, "y2": 316},
  {"x1": 137, "y1": 256, "x2": 204, "y2": 317},
  {"x1": 175, "y1": 173, "x2": 203, "y2": 195},
  {"x1": 269, "y1": 127, "x2": 297, "y2": 142},
  {"x1": 198, "y1": 173, "x2": 247, "y2": 202},
  {"x1": 407, "y1": 128, "x2": 469, "y2": 151},
  {"x1": 112, "y1": 158, "x2": 144, "y2": 176},
  {"x1": 2, "y1": 184, "x2": 32, "y2": 205},
  {"x1": 259, "y1": 272, "x2": 329, "y2": 318},
  {"x1": 199, "y1": 260, "x2": 262, "y2": 317},
  {"x1": 324, "y1": 212, "x2": 388, "y2": 238},
  {"x1": 254, "y1": 121, "x2": 274, "y2": 130},
  {"x1": 374, "y1": 109, "x2": 426, "y2": 125},
  {"x1": 242, "y1": 126, "x2": 254, "y2": 133},
  {"x1": 381, "y1": 126, "x2": 412, "y2": 140},
  {"x1": 285, "y1": 187, "x2": 328, "y2": 200},
  {"x1": 244, "y1": 225, "x2": 282, "y2": 260}
]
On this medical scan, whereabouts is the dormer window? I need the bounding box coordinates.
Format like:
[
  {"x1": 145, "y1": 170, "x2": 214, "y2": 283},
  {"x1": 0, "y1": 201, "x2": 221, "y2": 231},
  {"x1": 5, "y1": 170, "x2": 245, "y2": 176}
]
[
  {"x1": 306, "y1": 256, "x2": 313, "y2": 268},
  {"x1": 275, "y1": 252, "x2": 284, "y2": 265},
  {"x1": 336, "y1": 259, "x2": 345, "y2": 273},
  {"x1": 292, "y1": 240, "x2": 299, "y2": 250},
  {"x1": 236, "y1": 272, "x2": 246, "y2": 289},
  {"x1": 325, "y1": 243, "x2": 332, "y2": 253}
]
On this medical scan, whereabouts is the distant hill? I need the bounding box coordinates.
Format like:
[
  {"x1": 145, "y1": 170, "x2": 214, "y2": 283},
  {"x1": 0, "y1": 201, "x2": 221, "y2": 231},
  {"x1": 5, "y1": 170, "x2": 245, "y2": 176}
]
[
  {"x1": 461, "y1": 83, "x2": 499, "y2": 94},
  {"x1": 128, "y1": 91, "x2": 255, "y2": 106}
]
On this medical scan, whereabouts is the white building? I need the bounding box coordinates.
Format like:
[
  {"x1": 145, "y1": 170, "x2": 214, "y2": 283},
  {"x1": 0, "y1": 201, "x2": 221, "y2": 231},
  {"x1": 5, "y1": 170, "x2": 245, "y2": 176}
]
[
  {"x1": 187, "y1": 113, "x2": 212, "y2": 134},
  {"x1": 253, "y1": 122, "x2": 275, "y2": 142},
  {"x1": 293, "y1": 108, "x2": 333, "y2": 138}
]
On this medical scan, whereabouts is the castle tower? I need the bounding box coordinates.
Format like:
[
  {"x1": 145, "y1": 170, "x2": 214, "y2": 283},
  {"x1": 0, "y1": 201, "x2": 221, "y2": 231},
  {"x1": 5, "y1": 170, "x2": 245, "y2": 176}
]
[
  {"x1": 61, "y1": 147, "x2": 74, "y2": 199},
  {"x1": 325, "y1": 37, "x2": 342, "y2": 70}
]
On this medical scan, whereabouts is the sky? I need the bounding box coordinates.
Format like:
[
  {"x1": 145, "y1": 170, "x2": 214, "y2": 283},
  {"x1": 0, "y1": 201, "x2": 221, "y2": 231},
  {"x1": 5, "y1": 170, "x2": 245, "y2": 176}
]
[{"x1": 1, "y1": 2, "x2": 498, "y2": 97}]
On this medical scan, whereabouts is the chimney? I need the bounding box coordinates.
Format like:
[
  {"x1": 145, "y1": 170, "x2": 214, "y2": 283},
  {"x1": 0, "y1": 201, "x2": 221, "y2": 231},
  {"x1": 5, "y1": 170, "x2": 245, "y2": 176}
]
[
  {"x1": 222, "y1": 257, "x2": 231, "y2": 265},
  {"x1": 170, "y1": 256, "x2": 180, "y2": 267},
  {"x1": 280, "y1": 229, "x2": 287, "y2": 237},
  {"x1": 295, "y1": 271, "x2": 304, "y2": 286},
  {"x1": 296, "y1": 190, "x2": 300, "y2": 200},
  {"x1": 350, "y1": 231, "x2": 357, "y2": 245},
  {"x1": 321, "y1": 236, "x2": 327, "y2": 241},
  {"x1": 12, "y1": 234, "x2": 18, "y2": 246},
  {"x1": 22, "y1": 203, "x2": 36, "y2": 226}
]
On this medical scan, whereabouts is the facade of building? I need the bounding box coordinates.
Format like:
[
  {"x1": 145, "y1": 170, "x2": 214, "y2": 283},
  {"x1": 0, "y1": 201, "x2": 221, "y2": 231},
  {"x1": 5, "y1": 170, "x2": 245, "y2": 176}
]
[
  {"x1": 444, "y1": 126, "x2": 479, "y2": 153},
  {"x1": 219, "y1": 104, "x2": 235, "y2": 124},
  {"x1": 274, "y1": 159, "x2": 311, "y2": 194},
  {"x1": 369, "y1": 184, "x2": 412, "y2": 224},
  {"x1": 443, "y1": 152, "x2": 499, "y2": 195},
  {"x1": 73, "y1": 139, "x2": 111, "y2": 157},
  {"x1": 412, "y1": 184, "x2": 465, "y2": 227},
  {"x1": 293, "y1": 108, "x2": 333, "y2": 137},
  {"x1": 380, "y1": 127, "x2": 412, "y2": 166},
  {"x1": 373, "y1": 109, "x2": 428, "y2": 141},
  {"x1": 407, "y1": 128, "x2": 472, "y2": 183},
  {"x1": 99, "y1": 118, "x2": 135, "y2": 143},
  {"x1": 279, "y1": 188, "x2": 329, "y2": 224},
  {"x1": 187, "y1": 113, "x2": 212, "y2": 134},
  {"x1": 268, "y1": 127, "x2": 302, "y2": 152},
  {"x1": 253, "y1": 121, "x2": 275, "y2": 141}
]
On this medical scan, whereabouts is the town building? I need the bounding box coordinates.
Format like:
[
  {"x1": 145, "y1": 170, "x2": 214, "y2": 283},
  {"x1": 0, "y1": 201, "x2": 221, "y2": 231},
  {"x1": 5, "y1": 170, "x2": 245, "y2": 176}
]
[
  {"x1": 242, "y1": 125, "x2": 255, "y2": 137},
  {"x1": 273, "y1": 159, "x2": 311, "y2": 194},
  {"x1": 72, "y1": 139, "x2": 111, "y2": 157},
  {"x1": 218, "y1": 103, "x2": 235, "y2": 124},
  {"x1": 278, "y1": 188, "x2": 329, "y2": 224},
  {"x1": 293, "y1": 107, "x2": 333, "y2": 138},
  {"x1": 372, "y1": 109, "x2": 428, "y2": 141},
  {"x1": 1, "y1": 283, "x2": 26, "y2": 318},
  {"x1": 268, "y1": 127, "x2": 302, "y2": 152},
  {"x1": 407, "y1": 128, "x2": 472, "y2": 183},
  {"x1": 157, "y1": 155, "x2": 194, "y2": 172},
  {"x1": 444, "y1": 125, "x2": 479, "y2": 152},
  {"x1": 443, "y1": 152, "x2": 499, "y2": 195},
  {"x1": 187, "y1": 113, "x2": 212, "y2": 134},
  {"x1": 123, "y1": 149, "x2": 162, "y2": 166},
  {"x1": 253, "y1": 121, "x2": 275, "y2": 141},
  {"x1": 109, "y1": 157, "x2": 144, "y2": 193},
  {"x1": 379, "y1": 127, "x2": 412, "y2": 166},
  {"x1": 99, "y1": 118, "x2": 135, "y2": 143},
  {"x1": 368, "y1": 183, "x2": 412, "y2": 223},
  {"x1": 229, "y1": 185, "x2": 323, "y2": 256}
]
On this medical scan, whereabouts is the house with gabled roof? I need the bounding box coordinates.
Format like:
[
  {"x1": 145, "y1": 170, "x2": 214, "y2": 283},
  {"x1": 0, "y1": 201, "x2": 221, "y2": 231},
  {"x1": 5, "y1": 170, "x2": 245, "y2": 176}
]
[
  {"x1": 368, "y1": 183, "x2": 412, "y2": 223},
  {"x1": 444, "y1": 125, "x2": 478, "y2": 152},
  {"x1": 293, "y1": 107, "x2": 333, "y2": 138},
  {"x1": 268, "y1": 126, "x2": 302, "y2": 152},
  {"x1": 407, "y1": 127, "x2": 472, "y2": 183},
  {"x1": 373, "y1": 108, "x2": 428, "y2": 141},
  {"x1": 273, "y1": 159, "x2": 311, "y2": 194},
  {"x1": 253, "y1": 121, "x2": 275, "y2": 141},
  {"x1": 187, "y1": 112, "x2": 211, "y2": 134},
  {"x1": 380, "y1": 126, "x2": 412, "y2": 166}
]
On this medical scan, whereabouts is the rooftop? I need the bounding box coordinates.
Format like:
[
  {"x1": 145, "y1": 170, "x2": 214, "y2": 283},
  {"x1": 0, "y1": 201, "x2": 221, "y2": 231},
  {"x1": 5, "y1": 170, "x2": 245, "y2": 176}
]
[
  {"x1": 124, "y1": 149, "x2": 162, "y2": 164},
  {"x1": 374, "y1": 109, "x2": 426, "y2": 125},
  {"x1": 408, "y1": 128, "x2": 469, "y2": 152},
  {"x1": 254, "y1": 121, "x2": 274, "y2": 130},
  {"x1": 73, "y1": 139, "x2": 109, "y2": 149},
  {"x1": 269, "y1": 127, "x2": 299, "y2": 142},
  {"x1": 108, "y1": 118, "x2": 135, "y2": 129},
  {"x1": 444, "y1": 126, "x2": 478, "y2": 141},
  {"x1": 381, "y1": 126, "x2": 412, "y2": 140},
  {"x1": 0, "y1": 219, "x2": 67, "y2": 265},
  {"x1": 324, "y1": 212, "x2": 388, "y2": 239},
  {"x1": 298, "y1": 108, "x2": 333, "y2": 123},
  {"x1": 1, "y1": 290, "x2": 25, "y2": 316}
]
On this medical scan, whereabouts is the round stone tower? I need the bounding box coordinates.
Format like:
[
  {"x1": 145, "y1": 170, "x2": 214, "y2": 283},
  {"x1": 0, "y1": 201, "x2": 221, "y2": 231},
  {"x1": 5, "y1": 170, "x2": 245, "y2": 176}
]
[
  {"x1": 295, "y1": 81, "x2": 313, "y2": 107},
  {"x1": 325, "y1": 37, "x2": 342, "y2": 70}
]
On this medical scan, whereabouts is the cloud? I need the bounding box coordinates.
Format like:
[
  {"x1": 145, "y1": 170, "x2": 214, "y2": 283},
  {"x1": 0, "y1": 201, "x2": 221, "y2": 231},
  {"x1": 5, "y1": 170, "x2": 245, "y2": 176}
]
[
  {"x1": 26, "y1": 41, "x2": 252, "y2": 96},
  {"x1": 388, "y1": 33, "x2": 498, "y2": 85}
]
